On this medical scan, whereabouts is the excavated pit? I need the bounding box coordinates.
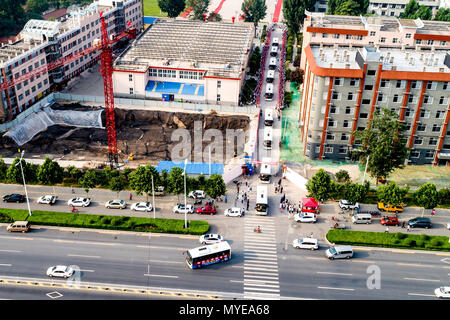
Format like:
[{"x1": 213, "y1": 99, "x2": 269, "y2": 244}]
[{"x1": 0, "y1": 103, "x2": 251, "y2": 164}]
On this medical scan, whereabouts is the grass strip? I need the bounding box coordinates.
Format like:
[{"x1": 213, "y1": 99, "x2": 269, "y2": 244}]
[
  {"x1": 327, "y1": 229, "x2": 450, "y2": 252},
  {"x1": 0, "y1": 208, "x2": 209, "y2": 235}
]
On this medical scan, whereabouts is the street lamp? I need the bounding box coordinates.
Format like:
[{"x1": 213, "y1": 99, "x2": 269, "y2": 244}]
[
  {"x1": 151, "y1": 174, "x2": 156, "y2": 219},
  {"x1": 183, "y1": 159, "x2": 188, "y2": 229},
  {"x1": 16, "y1": 150, "x2": 32, "y2": 217}
]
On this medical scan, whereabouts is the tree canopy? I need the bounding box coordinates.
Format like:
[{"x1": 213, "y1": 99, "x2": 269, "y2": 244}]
[
  {"x1": 129, "y1": 165, "x2": 160, "y2": 201},
  {"x1": 283, "y1": 0, "x2": 315, "y2": 35},
  {"x1": 399, "y1": 0, "x2": 432, "y2": 20},
  {"x1": 37, "y1": 157, "x2": 64, "y2": 185},
  {"x1": 434, "y1": 8, "x2": 450, "y2": 22},
  {"x1": 414, "y1": 183, "x2": 439, "y2": 210},
  {"x1": 242, "y1": 0, "x2": 267, "y2": 30},
  {"x1": 377, "y1": 182, "x2": 409, "y2": 206},
  {"x1": 205, "y1": 174, "x2": 226, "y2": 199},
  {"x1": 187, "y1": 0, "x2": 209, "y2": 20},
  {"x1": 306, "y1": 169, "x2": 334, "y2": 202},
  {"x1": 158, "y1": 0, "x2": 186, "y2": 18},
  {"x1": 328, "y1": 0, "x2": 368, "y2": 15}
]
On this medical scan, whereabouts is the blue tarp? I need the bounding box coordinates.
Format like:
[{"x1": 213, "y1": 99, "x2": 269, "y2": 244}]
[
  {"x1": 145, "y1": 80, "x2": 204, "y2": 96},
  {"x1": 143, "y1": 17, "x2": 157, "y2": 24},
  {"x1": 156, "y1": 161, "x2": 224, "y2": 175}
]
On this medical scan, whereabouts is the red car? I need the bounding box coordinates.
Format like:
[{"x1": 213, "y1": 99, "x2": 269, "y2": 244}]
[
  {"x1": 380, "y1": 216, "x2": 399, "y2": 226},
  {"x1": 196, "y1": 206, "x2": 217, "y2": 215}
]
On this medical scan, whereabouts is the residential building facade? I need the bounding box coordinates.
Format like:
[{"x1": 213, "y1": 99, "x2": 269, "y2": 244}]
[{"x1": 368, "y1": 0, "x2": 443, "y2": 17}]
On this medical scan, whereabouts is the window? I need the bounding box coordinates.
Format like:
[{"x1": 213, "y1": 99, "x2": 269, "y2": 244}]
[
  {"x1": 31, "y1": 86, "x2": 36, "y2": 93},
  {"x1": 393, "y1": 38, "x2": 398, "y2": 43},
  {"x1": 393, "y1": 95, "x2": 399, "y2": 103},
  {"x1": 217, "y1": 94, "x2": 221, "y2": 102},
  {"x1": 377, "y1": 93, "x2": 384, "y2": 102},
  {"x1": 411, "y1": 80, "x2": 420, "y2": 89},
  {"x1": 380, "y1": 79, "x2": 389, "y2": 88},
  {"x1": 436, "y1": 110, "x2": 445, "y2": 118},
  {"x1": 339, "y1": 146, "x2": 348, "y2": 154},
  {"x1": 423, "y1": 95, "x2": 433, "y2": 104},
  {"x1": 347, "y1": 92, "x2": 355, "y2": 101},
  {"x1": 341, "y1": 133, "x2": 349, "y2": 141},
  {"x1": 405, "y1": 33, "x2": 411, "y2": 39},
  {"x1": 427, "y1": 40, "x2": 434, "y2": 45},
  {"x1": 333, "y1": 34, "x2": 340, "y2": 39},
  {"x1": 370, "y1": 31, "x2": 376, "y2": 36},
  {"x1": 129, "y1": 74, "x2": 133, "y2": 81},
  {"x1": 328, "y1": 119, "x2": 337, "y2": 127},
  {"x1": 18, "y1": 94, "x2": 23, "y2": 101},
  {"x1": 396, "y1": 80, "x2": 405, "y2": 89},
  {"x1": 343, "y1": 120, "x2": 350, "y2": 128},
  {"x1": 426, "y1": 81, "x2": 436, "y2": 90},
  {"x1": 325, "y1": 146, "x2": 334, "y2": 153},
  {"x1": 425, "y1": 150, "x2": 434, "y2": 158},
  {"x1": 362, "y1": 99, "x2": 371, "y2": 104},
  {"x1": 349, "y1": 78, "x2": 358, "y2": 87},
  {"x1": 367, "y1": 70, "x2": 376, "y2": 76},
  {"x1": 332, "y1": 92, "x2": 340, "y2": 100},
  {"x1": 315, "y1": 146, "x2": 321, "y2": 153},
  {"x1": 25, "y1": 90, "x2": 30, "y2": 96},
  {"x1": 380, "y1": 37, "x2": 386, "y2": 43},
  {"x1": 432, "y1": 124, "x2": 441, "y2": 132},
  {"x1": 410, "y1": 150, "x2": 420, "y2": 158},
  {"x1": 330, "y1": 105, "x2": 338, "y2": 114},
  {"x1": 444, "y1": 82, "x2": 449, "y2": 90},
  {"x1": 414, "y1": 137, "x2": 423, "y2": 145},
  {"x1": 357, "y1": 35, "x2": 363, "y2": 40},
  {"x1": 417, "y1": 124, "x2": 426, "y2": 132},
  {"x1": 345, "y1": 106, "x2": 352, "y2": 114},
  {"x1": 179, "y1": 70, "x2": 197, "y2": 79},
  {"x1": 420, "y1": 110, "x2": 430, "y2": 118},
  {"x1": 217, "y1": 80, "x2": 221, "y2": 88},
  {"x1": 416, "y1": 39, "x2": 422, "y2": 45},
  {"x1": 312, "y1": 33, "x2": 316, "y2": 37},
  {"x1": 364, "y1": 84, "x2": 373, "y2": 90},
  {"x1": 360, "y1": 113, "x2": 368, "y2": 118},
  {"x1": 429, "y1": 137, "x2": 438, "y2": 146},
  {"x1": 326, "y1": 133, "x2": 335, "y2": 140},
  {"x1": 322, "y1": 33, "x2": 328, "y2": 38},
  {"x1": 129, "y1": 88, "x2": 133, "y2": 94},
  {"x1": 334, "y1": 78, "x2": 343, "y2": 86},
  {"x1": 440, "y1": 41, "x2": 446, "y2": 46},
  {"x1": 405, "y1": 123, "x2": 411, "y2": 131},
  {"x1": 408, "y1": 96, "x2": 417, "y2": 104},
  {"x1": 16, "y1": 83, "x2": 22, "y2": 90},
  {"x1": 346, "y1": 34, "x2": 351, "y2": 40}
]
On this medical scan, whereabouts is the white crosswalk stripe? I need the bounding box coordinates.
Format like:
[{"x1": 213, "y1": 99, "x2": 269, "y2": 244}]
[{"x1": 244, "y1": 216, "x2": 280, "y2": 299}]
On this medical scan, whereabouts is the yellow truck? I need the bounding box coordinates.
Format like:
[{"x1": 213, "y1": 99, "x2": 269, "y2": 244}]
[{"x1": 377, "y1": 202, "x2": 404, "y2": 213}]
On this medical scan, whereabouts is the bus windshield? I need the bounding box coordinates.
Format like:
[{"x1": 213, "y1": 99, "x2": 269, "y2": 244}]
[{"x1": 256, "y1": 203, "x2": 268, "y2": 212}]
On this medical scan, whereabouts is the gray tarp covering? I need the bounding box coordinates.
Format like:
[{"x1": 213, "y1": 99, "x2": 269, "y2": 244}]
[{"x1": 5, "y1": 107, "x2": 104, "y2": 146}]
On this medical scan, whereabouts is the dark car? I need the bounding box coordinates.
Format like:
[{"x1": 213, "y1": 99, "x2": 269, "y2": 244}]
[
  {"x1": 408, "y1": 217, "x2": 432, "y2": 229},
  {"x1": 3, "y1": 194, "x2": 25, "y2": 203}
]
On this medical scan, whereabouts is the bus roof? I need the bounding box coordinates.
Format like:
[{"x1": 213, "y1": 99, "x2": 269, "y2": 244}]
[
  {"x1": 272, "y1": 37, "x2": 279, "y2": 44},
  {"x1": 269, "y1": 57, "x2": 277, "y2": 65},
  {"x1": 188, "y1": 241, "x2": 231, "y2": 259},
  {"x1": 264, "y1": 127, "x2": 273, "y2": 140},
  {"x1": 270, "y1": 46, "x2": 277, "y2": 52},
  {"x1": 265, "y1": 84, "x2": 273, "y2": 93},
  {"x1": 265, "y1": 109, "x2": 273, "y2": 117},
  {"x1": 267, "y1": 70, "x2": 275, "y2": 77},
  {"x1": 261, "y1": 158, "x2": 271, "y2": 174},
  {"x1": 256, "y1": 185, "x2": 268, "y2": 204}
]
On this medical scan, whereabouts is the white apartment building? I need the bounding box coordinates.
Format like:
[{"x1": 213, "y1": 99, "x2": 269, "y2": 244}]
[
  {"x1": 0, "y1": 0, "x2": 142, "y2": 123},
  {"x1": 368, "y1": 0, "x2": 443, "y2": 17}
]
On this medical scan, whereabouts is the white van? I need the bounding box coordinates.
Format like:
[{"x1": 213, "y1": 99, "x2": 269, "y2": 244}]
[
  {"x1": 270, "y1": 46, "x2": 278, "y2": 57},
  {"x1": 326, "y1": 245, "x2": 354, "y2": 260},
  {"x1": 272, "y1": 37, "x2": 279, "y2": 46},
  {"x1": 351, "y1": 213, "x2": 372, "y2": 224},
  {"x1": 266, "y1": 70, "x2": 275, "y2": 83},
  {"x1": 268, "y1": 57, "x2": 277, "y2": 70},
  {"x1": 264, "y1": 83, "x2": 274, "y2": 101},
  {"x1": 263, "y1": 127, "x2": 273, "y2": 150}
]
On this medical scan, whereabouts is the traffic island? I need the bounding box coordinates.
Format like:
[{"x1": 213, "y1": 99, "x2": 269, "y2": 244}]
[
  {"x1": 0, "y1": 209, "x2": 209, "y2": 235},
  {"x1": 327, "y1": 229, "x2": 450, "y2": 252}
]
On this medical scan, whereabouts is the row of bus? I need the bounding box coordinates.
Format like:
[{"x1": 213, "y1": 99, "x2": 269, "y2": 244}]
[{"x1": 264, "y1": 37, "x2": 279, "y2": 101}]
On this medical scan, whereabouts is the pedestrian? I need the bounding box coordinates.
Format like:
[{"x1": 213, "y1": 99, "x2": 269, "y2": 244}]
[
  {"x1": 280, "y1": 186, "x2": 283, "y2": 193},
  {"x1": 241, "y1": 197, "x2": 244, "y2": 204},
  {"x1": 385, "y1": 226, "x2": 389, "y2": 233},
  {"x1": 71, "y1": 186, "x2": 75, "y2": 194},
  {"x1": 431, "y1": 208, "x2": 435, "y2": 216},
  {"x1": 247, "y1": 199, "x2": 250, "y2": 211},
  {"x1": 129, "y1": 193, "x2": 133, "y2": 201},
  {"x1": 280, "y1": 202, "x2": 283, "y2": 211},
  {"x1": 310, "y1": 232, "x2": 314, "y2": 238},
  {"x1": 225, "y1": 195, "x2": 228, "y2": 203},
  {"x1": 246, "y1": 181, "x2": 248, "y2": 187},
  {"x1": 237, "y1": 184, "x2": 240, "y2": 193},
  {"x1": 407, "y1": 225, "x2": 410, "y2": 232}
]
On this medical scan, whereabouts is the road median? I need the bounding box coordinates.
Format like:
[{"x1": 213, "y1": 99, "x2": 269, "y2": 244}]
[{"x1": 0, "y1": 208, "x2": 209, "y2": 235}]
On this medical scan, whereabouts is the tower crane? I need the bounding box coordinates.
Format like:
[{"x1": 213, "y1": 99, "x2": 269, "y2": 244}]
[{"x1": 0, "y1": 12, "x2": 137, "y2": 168}]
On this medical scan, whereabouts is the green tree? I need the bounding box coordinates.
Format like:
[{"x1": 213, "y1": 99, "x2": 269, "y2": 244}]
[
  {"x1": 205, "y1": 174, "x2": 226, "y2": 199},
  {"x1": 26, "y1": 0, "x2": 49, "y2": 14},
  {"x1": 158, "y1": 0, "x2": 186, "y2": 18},
  {"x1": 0, "y1": 158, "x2": 7, "y2": 181},
  {"x1": 377, "y1": 182, "x2": 408, "y2": 206},
  {"x1": 329, "y1": 180, "x2": 345, "y2": 200},
  {"x1": 248, "y1": 46, "x2": 261, "y2": 76},
  {"x1": 412, "y1": 5, "x2": 432, "y2": 20},
  {"x1": 290, "y1": 68, "x2": 304, "y2": 84},
  {"x1": 129, "y1": 165, "x2": 160, "y2": 201},
  {"x1": 208, "y1": 12, "x2": 222, "y2": 21},
  {"x1": 414, "y1": 183, "x2": 439, "y2": 217},
  {"x1": 334, "y1": 0, "x2": 361, "y2": 15},
  {"x1": 399, "y1": 0, "x2": 419, "y2": 18},
  {"x1": 187, "y1": 0, "x2": 209, "y2": 20},
  {"x1": 343, "y1": 182, "x2": 369, "y2": 204},
  {"x1": 242, "y1": 0, "x2": 267, "y2": 35},
  {"x1": 159, "y1": 169, "x2": 169, "y2": 189},
  {"x1": 438, "y1": 187, "x2": 450, "y2": 205},
  {"x1": 305, "y1": 169, "x2": 334, "y2": 202},
  {"x1": 37, "y1": 157, "x2": 64, "y2": 185},
  {"x1": 335, "y1": 170, "x2": 351, "y2": 183},
  {"x1": 351, "y1": 109, "x2": 409, "y2": 186},
  {"x1": 6, "y1": 157, "x2": 36, "y2": 184},
  {"x1": 167, "y1": 167, "x2": 185, "y2": 201},
  {"x1": 78, "y1": 169, "x2": 97, "y2": 195},
  {"x1": 283, "y1": 0, "x2": 314, "y2": 35},
  {"x1": 66, "y1": 166, "x2": 82, "y2": 182},
  {"x1": 434, "y1": 8, "x2": 450, "y2": 21},
  {"x1": 109, "y1": 176, "x2": 126, "y2": 197}
]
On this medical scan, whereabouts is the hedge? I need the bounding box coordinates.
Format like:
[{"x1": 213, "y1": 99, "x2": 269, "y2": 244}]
[
  {"x1": 327, "y1": 229, "x2": 450, "y2": 251},
  {"x1": 0, "y1": 209, "x2": 210, "y2": 235}
]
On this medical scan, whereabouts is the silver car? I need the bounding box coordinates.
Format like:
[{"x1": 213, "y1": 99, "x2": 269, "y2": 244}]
[{"x1": 105, "y1": 199, "x2": 127, "y2": 209}]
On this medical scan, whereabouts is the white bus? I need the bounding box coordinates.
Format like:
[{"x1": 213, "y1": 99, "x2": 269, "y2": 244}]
[
  {"x1": 263, "y1": 126, "x2": 272, "y2": 150},
  {"x1": 256, "y1": 185, "x2": 268, "y2": 215},
  {"x1": 264, "y1": 83, "x2": 274, "y2": 101},
  {"x1": 266, "y1": 69, "x2": 275, "y2": 83},
  {"x1": 259, "y1": 157, "x2": 272, "y2": 184},
  {"x1": 268, "y1": 57, "x2": 277, "y2": 70},
  {"x1": 270, "y1": 46, "x2": 278, "y2": 57},
  {"x1": 272, "y1": 37, "x2": 279, "y2": 46},
  {"x1": 264, "y1": 109, "x2": 273, "y2": 126},
  {"x1": 185, "y1": 241, "x2": 231, "y2": 269}
]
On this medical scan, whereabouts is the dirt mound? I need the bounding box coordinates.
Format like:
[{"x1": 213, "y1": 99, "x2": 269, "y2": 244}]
[{"x1": 0, "y1": 107, "x2": 250, "y2": 164}]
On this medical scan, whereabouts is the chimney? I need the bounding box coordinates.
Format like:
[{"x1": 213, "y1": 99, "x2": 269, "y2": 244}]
[
  {"x1": 420, "y1": 53, "x2": 423, "y2": 60},
  {"x1": 434, "y1": 58, "x2": 438, "y2": 66},
  {"x1": 345, "y1": 54, "x2": 349, "y2": 62},
  {"x1": 345, "y1": 63, "x2": 350, "y2": 69},
  {"x1": 335, "y1": 53, "x2": 339, "y2": 61},
  {"x1": 330, "y1": 63, "x2": 333, "y2": 68},
  {"x1": 409, "y1": 57, "x2": 414, "y2": 65},
  {"x1": 423, "y1": 67, "x2": 426, "y2": 72},
  {"x1": 405, "y1": 52, "x2": 409, "y2": 60},
  {"x1": 389, "y1": 57, "x2": 394, "y2": 63}
]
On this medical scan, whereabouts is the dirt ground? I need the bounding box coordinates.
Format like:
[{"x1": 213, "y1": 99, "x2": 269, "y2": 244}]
[{"x1": 0, "y1": 104, "x2": 250, "y2": 165}]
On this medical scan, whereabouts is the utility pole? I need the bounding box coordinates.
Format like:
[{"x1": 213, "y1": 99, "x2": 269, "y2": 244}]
[
  {"x1": 184, "y1": 159, "x2": 188, "y2": 229},
  {"x1": 17, "y1": 150, "x2": 32, "y2": 217},
  {"x1": 151, "y1": 174, "x2": 156, "y2": 219},
  {"x1": 362, "y1": 155, "x2": 370, "y2": 185}
]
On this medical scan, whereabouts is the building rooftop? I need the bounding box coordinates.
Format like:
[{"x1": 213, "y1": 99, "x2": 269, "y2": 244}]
[{"x1": 114, "y1": 19, "x2": 254, "y2": 78}]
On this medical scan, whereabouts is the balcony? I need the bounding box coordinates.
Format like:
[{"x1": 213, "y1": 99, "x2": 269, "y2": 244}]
[{"x1": 438, "y1": 150, "x2": 450, "y2": 160}]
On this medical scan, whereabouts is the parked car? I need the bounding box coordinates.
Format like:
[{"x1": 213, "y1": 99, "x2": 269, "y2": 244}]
[
  {"x1": 326, "y1": 245, "x2": 353, "y2": 260},
  {"x1": 435, "y1": 287, "x2": 450, "y2": 299},
  {"x1": 173, "y1": 204, "x2": 194, "y2": 214},
  {"x1": 37, "y1": 195, "x2": 56, "y2": 205},
  {"x1": 377, "y1": 202, "x2": 403, "y2": 213},
  {"x1": 3, "y1": 194, "x2": 25, "y2": 203},
  {"x1": 130, "y1": 202, "x2": 153, "y2": 212},
  {"x1": 338, "y1": 200, "x2": 360, "y2": 210},
  {"x1": 292, "y1": 237, "x2": 319, "y2": 250},
  {"x1": 447, "y1": 222, "x2": 450, "y2": 230},
  {"x1": 46, "y1": 265, "x2": 74, "y2": 278},
  {"x1": 188, "y1": 190, "x2": 206, "y2": 199},
  {"x1": 224, "y1": 207, "x2": 244, "y2": 217},
  {"x1": 380, "y1": 216, "x2": 399, "y2": 226},
  {"x1": 154, "y1": 186, "x2": 165, "y2": 196},
  {"x1": 67, "y1": 197, "x2": 91, "y2": 207},
  {"x1": 408, "y1": 217, "x2": 432, "y2": 229},
  {"x1": 196, "y1": 206, "x2": 217, "y2": 215},
  {"x1": 199, "y1": 234, "x2": 223, "y2": 245},
  {"x1": 294, "y1": 212, "x2": 317, "y2": 223},
  {"x1": 105, "y1": 199, "x2": 127, "y2": 209}
]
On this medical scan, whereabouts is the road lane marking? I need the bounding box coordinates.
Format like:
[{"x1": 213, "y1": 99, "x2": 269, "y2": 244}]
[
  {"x1": 243, "y1": 287, "x2": 280, "y2": 293},
  {"x1": 244, "y1": 266, "x2": 279, "y2": 272},
  {"x1": 53, "y1": 240, "x2": 118, "y2": 246},
  {"x1": 244, "y1": 279, "x2": 280, "y2": 284},
  {"x1": 244, "y1": 255, "x2": 278, "y2": 261},
  {"x1": 408, "y1": 293, "x2": 435, "y2": 297},
  {"x1": 79, "y1": 269, "x2": 95, "y2": 273},
  {"x1": 244, "y1": 283, "x2": 280, "y2": 288},
  {"x1": 245, "y1": 249, "x2": 278, "y2": 254},
  {"x1": 397, "y1": 263, "x2": 434, "y2": 268},
  {"x1": 318, "y1": 286, "x2": 355, "y2": 291},
  {"x1": 136, "y1": 245, "x2": 187, "y2": 251},
  {"x1": 403, "y1": 278, "x2": 440, "y2": 282},
  {"x1": 149, "y1": 260, "x2": 183, "y2": 264},
  {"x1": 245, "y1": 260, "x2": 278, "y2": 266},
  {"x1": 317, "y1": 272, "x2": 352, "y2": 276},
  {"x1": 230, "y1": 280, "x2": 244, "y2": 283},
  {"x1": 67, "y1": 254, "x2": 101, "y2": 259},
  {"x1": 144, "y1": 274, "x2": 179, "y2": 279},
  {"x1": 244, "y1": 270, "x2": 279, "y2": 277},
  {"x1": 0, "y1": 264, "x2": 12, "y2": 267},
  {"x1": 0, "y1": 250, "x2": 21, "y2": 253},
  {"x1": 0, "y1": 236, "x2": 33, "y2": 241},
  {"x1": 351, "y1": 260, "x2": 376, "y2": 264}
]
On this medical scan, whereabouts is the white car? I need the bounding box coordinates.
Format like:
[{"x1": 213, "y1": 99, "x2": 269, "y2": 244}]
[
  {"x1": 37, "y1": 195, "x2": 56, "y2": 204},
  {"x1": 225, "y1": 207, "x2": 245, "y2": 217},
  {"x1": 294, "y1": 212, "x2": 317, "y2": 223},
  {"x1": 67, "y1": 197, "x2": 91, "y2": 207},
  {"x1": 199, "y1": 234, "x2": 223, "y2": 245},
  {"x1": 130, "y1": 202, "x2": 153, "y2": 212},
  {"x1": 338, "y1": 200, "x2": 360, "y2": 210},
  {"x1": 447, "y1": 222, "x2": 450, "y2": 230},
  {"x1": 292, "y1": 238, "x2": 319, "y2": 250},
  {"x1": 435, "y1": 287, "x2": 450, "y2": 299},
  {"x1": 188, "y1": 190, "x2": 206, "y2": 199},
  {"x1": 46, "y1": 265, "x2": 74, "y2": 278},
  {"x1": 105, "y1": 199, "x2": 126, "y2": 209},
  {"x1": 173, "y1": 204, "x2": 194, "y2": 214}
]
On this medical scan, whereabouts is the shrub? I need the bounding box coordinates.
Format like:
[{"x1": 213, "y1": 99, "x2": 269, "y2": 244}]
[
  {"x1": 112, "y1": 218, "x2": 122, "y2": 226},
  {"x1": 101, "y1": 217, "x2": 111, "y2": 225},
  {"x1": 419, "y1": 234, "x2": 430, "y2": 241},
  {"x1": 403, "y1": 238, "x2": 415, "y2": 247},
  {"x1": 416, "y1": 240, "x2": 424, "y2": 247},
  {"x1": 430, "y1": 238, "x2": 442, "y2": 247},
  {"x1": 395, "y1": 232, "x2": 406, "y2": 240}
]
